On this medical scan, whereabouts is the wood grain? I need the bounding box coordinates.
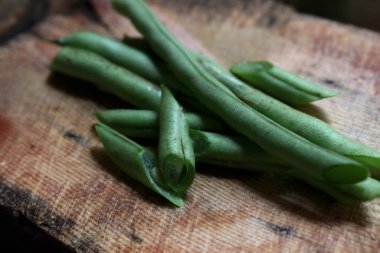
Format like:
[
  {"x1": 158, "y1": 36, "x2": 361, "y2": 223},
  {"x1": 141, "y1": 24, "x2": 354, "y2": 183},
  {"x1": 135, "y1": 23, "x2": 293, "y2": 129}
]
[{"x1": 0, "y1": 0, "x2": 379, "y2": 252}]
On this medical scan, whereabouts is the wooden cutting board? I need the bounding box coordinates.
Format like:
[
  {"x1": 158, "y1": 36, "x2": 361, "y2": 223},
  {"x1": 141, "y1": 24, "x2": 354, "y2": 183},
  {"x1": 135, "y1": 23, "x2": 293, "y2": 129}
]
[{"x1": 0, "y1": 0, "x2": 379, "y2": 252}]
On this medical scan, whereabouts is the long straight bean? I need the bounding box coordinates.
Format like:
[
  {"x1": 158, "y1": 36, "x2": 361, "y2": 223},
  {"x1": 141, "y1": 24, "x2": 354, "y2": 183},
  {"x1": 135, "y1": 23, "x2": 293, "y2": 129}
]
[
  {"x1": 112, "y1": 0, "x2": 368, "y2": 184},
  {"x1": 189, "y1": 130, "x2": 285, "y2": 173},
  {"x1": 197, "y1": 57, "x2": 380, "y2": 177},
  {"x1": 96, "y1": 109, "x2": 223, "y2": 132},
  {"x1": 95, "y1": 123, "x2": 184, "y2": 206},
  {"x1": 158, "y1": 86, "x2": 195, "y2": 195}
]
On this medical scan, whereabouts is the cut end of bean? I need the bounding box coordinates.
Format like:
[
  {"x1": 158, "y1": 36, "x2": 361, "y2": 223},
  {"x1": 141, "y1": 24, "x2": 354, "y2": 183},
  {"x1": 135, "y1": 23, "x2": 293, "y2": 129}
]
[
  {"x1": 348, "y1": 155, "x2": 380, "y2": 179},
  {"x1": 162, "y1": 155, "x2": 195, "y2": 194},
  {"x1": 323, "y1": 164, "x2": 369, "y2": 184}
]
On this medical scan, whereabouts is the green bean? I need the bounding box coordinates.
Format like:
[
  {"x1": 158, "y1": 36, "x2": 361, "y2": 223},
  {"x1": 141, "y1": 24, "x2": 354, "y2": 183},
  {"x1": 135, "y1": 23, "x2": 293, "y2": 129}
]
[
  {"x1": 96, "y1": 109, "x2": 223, "y2": 132},
  {"x1": 51, "y1": 47, "x2": 161, "y2": 110},
  {"x1": 198, "y1": 58, "x2": 380, "y2": 177},
  {"x1": 112, "y1": 0, "x2": 369, "y2": 184},
  {"x1": 334, "y1": 177, "x2": 380, "y2": 201},
  {"x1": 58, "y1": 31, "x2": 163, "y2": 83},
  {"x1": 95, "y1": 123, "x2": 184, "y2": 206},
  {"x1": 108, "y1": 128, "x2": 158, "y2": 138},
  {"x1": 189, "y1": 130, "x2": 286, "y2": 173},
  {"x1": 230, "y1": 61, "x2": 337, "y2": 106},
  {"x1": 158, "y1": 86, "x2": 195, "y2": 194},
  {"x1": 288, "y1": 170, "x2": 380, "y2": 203}
]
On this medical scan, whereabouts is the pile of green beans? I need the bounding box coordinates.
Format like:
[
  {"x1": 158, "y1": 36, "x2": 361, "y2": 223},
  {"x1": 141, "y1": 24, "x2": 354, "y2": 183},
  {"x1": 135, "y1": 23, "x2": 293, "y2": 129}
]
[
  {"x1": 49, "y1": 0, "x2": 380, "y2": 206},
  {"x1": 112, "y1": 0, "x2": 369, "y2": 184}
]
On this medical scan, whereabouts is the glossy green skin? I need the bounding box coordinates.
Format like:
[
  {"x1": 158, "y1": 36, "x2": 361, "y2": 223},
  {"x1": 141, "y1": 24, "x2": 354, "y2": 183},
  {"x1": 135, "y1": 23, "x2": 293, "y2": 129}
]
[
  {"x1": 158, "y1": 86, "x2": 195, "y2": 195},
  {"x1": 230, "y1": 61, "x2": 337, "y2": 106},
  {"x1": 200, "y1": 58, "x2": 380, "y2": 177},
  {"x1": 112, "y1": 0, "x2": 368, "y2": 184},
  {"x1": 51, "y1": 47, "x2": 161, "y2": 110},
  {"x1": 95, "y1": 123, "x2": 184, "y2": 206},
  {"x1": 96, "y1": 109, "x2": 224, "y2": 133}
]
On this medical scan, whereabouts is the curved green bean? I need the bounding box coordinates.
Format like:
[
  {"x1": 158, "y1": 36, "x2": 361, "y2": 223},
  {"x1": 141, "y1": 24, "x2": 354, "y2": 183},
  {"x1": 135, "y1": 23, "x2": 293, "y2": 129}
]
[
  {"x1": 95, "y1": 123, "x2": 184, "y2": 206},
  {"x1": 112, "y1": 0, "x2": 369, "y2": 184},
  {"x1": 158, "y1": 86, "x2": 195, "y2": 194},
  {"x1": 198, "y1": 58, "x2": 380, "y2": 177},
  {"x1": 231, "y1": 61, "x2": 337, "y2": 106},
  {"x1": 51, "y1": 47, "x2": 161, "y2": 110}
]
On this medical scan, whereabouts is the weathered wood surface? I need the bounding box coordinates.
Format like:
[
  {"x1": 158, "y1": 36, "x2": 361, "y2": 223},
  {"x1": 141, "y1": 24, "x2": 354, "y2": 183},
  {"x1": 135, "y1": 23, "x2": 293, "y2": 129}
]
[
  {"x1": 0, "y1": 0, "x2": 379, "y2": 252},
  {"x1": 0, "y1": 0, "x2": 81, "y2": 43}
]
